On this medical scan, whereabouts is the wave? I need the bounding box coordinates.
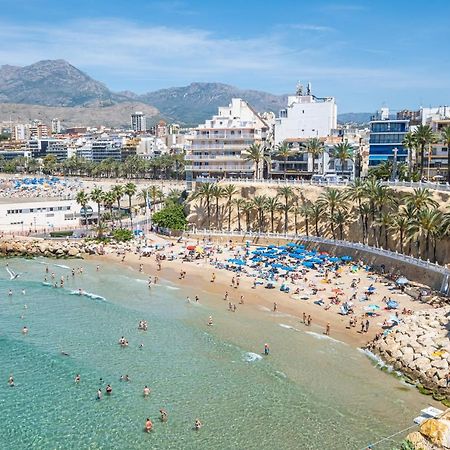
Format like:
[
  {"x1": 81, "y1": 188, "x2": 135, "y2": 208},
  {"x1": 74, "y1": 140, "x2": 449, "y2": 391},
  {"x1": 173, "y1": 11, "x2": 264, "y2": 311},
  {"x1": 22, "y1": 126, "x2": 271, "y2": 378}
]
[
  {"x1": 165, "y1": 285, "x2": 180, "y2": 290},
  {"x1": 305, "y1": 331, "x2": 347, "y2": 345},
  {"x1": 279, "y1": 323, "x2": 299, "y2": 332},
  {"x1": 358, "y1": 348, "x2": 401, "y2": 376},
  {"x1": 69, "y1": 290, "x2": 106, "y2": 302},
  {"x1": 243, "y1": 352, "x2": 263, "y2": 363},
  {"x1": 275, "y1": 370, "x2": 287, "y2": 379},
  {"x1": 258, "y1": 305, "x2": 271, "y2": 312},
  {"x1": 42, "y1": 282, "x2": 52, "y2": 286},
  {"x1": 54, "y1": 264, "x2": 70, "y2": 269}
]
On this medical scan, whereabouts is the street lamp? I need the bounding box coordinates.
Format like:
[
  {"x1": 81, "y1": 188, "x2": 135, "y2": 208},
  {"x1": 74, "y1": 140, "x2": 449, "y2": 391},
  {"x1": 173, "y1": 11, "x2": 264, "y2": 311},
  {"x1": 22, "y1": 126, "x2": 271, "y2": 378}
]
[{"x1": 390, "y1": 147, "x2": 398, "y2": 182}]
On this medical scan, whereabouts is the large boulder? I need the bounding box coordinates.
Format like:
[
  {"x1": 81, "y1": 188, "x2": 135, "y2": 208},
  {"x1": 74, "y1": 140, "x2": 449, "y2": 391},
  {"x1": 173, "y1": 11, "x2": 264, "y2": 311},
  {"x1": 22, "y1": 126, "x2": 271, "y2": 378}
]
[
  {"x1": 405, "y1": 431, "x2": 434, "y2": 450},
  {"x1": 68, "y1": 247, "x2": 79, "y2": 257},
  {"x1": 420, "y1": 418, "x2": 450, "y2": 448}
]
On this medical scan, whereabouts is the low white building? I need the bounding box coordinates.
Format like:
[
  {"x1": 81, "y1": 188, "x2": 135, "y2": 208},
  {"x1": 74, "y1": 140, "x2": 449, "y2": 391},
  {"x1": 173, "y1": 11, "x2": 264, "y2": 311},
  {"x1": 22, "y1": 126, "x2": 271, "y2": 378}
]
[
  {"x1": 0, "y1": 198, "x2": 94, "y2": 232},
  {"x1": 274, "y1": 82, "x2": 337, "y2": 145}
]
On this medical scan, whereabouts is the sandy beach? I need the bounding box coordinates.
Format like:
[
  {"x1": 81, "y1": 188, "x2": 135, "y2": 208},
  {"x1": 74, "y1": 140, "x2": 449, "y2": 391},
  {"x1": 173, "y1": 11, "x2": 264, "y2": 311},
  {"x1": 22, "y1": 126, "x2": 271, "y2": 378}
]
[{"x1": 88, "y1": 233, "x2": 434, "y2": 349}]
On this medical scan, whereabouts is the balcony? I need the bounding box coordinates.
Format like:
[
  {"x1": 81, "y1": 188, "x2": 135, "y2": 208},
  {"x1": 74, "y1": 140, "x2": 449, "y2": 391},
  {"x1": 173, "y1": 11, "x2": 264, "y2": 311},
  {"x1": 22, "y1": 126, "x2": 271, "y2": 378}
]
[
  {"x1": 191, "y1": 133, "x2": 255, "y2": 140},
  {"x1": 185, "y1": 164, "x2": 254, "y2": 172},
  {"x1": 185, "y1": 154, "x2": 243, "y2": 161}
]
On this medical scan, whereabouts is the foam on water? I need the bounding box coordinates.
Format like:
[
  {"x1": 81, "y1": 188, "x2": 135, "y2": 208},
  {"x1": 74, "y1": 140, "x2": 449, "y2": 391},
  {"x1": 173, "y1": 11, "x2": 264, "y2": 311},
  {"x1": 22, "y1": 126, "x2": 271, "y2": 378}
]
[
  {"x1": 243, "y1": 352, "x2": 263, "y2": 363},
  {"x1": 165, "y1": 285, "x2": 180, "y2": 290},
  {"x1": 54, "y1": 264, "x2": 70, "y2": 269},
  {"x1": 358, "y1": 348, "x2": 401, "y2": 376},
  {"x1": 279, "y1": 323, "x2": 299, "y2": 331},
  {"x1": 69, "y1": 290, "x2": 106, "y2": 302},
  {"x1": 258, "y1": 305, "x2": 271, "y2": 312},
  {"x1": 305, "y1": 331, "x2": 347, "y2": 345}
]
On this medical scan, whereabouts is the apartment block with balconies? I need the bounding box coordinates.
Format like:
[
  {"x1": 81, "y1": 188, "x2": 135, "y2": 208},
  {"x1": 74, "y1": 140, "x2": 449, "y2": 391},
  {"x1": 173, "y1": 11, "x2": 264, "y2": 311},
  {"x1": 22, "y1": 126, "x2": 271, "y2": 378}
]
[{"x1": 185, "y1": 98, "x2": 268, "y2": 187}]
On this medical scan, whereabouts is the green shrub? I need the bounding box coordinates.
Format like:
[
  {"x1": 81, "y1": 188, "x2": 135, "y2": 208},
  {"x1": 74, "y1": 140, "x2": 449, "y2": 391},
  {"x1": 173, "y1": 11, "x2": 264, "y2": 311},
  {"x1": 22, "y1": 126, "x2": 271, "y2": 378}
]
[
  {"x1": 112, "y1": 228, "x2": 133, "y2": 242},
  {"x1": 50, "y1": 231, "x2": 73, "y2": 237},
  {"x1": 152, "y1": 204, "x2": 187, "y2": 231}
]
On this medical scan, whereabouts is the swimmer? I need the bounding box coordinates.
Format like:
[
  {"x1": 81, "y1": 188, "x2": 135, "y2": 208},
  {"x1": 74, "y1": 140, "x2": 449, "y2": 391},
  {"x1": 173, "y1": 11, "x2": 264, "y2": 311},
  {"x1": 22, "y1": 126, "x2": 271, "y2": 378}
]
[
  {"x1": 8, "y1": 375, "x2": 14, "y2": 387},
  {"x1": 239, "y1": 295, "x2": 244, "y2": 304},
  {"x1": 97, "y1": 389, "x2": 102, "y2": 400},
  {"x1": 194, "y1": 419, "x2": 202, "y2": 430},
  {"x1": 139, "y1": 264, "x2": 143, "y2": 272},
  {"x1": 186, "y1": 296, "x2": 191, "y2": 303},
  {"x1": 124, "y1": 374, "x2": 130, "y2": 382},
  {"x1": 143, "y1": 385, "x2": 151, "y2": 397},
  {"x1": 207, "y1": 316, "x2": 213, "y2": 326},
  {"x1": 195, "y1": 295, "x2": 199, "y2": 303},
  {"x1": 74, "y1": 374, "x2": 80, "y2": 383},
  {"x1": 264, "y1": 343, "x2": 270, "y2": 355},
  {"x1": 160, "y1": 409, "x2": 168, "y2": 422},
  {"x1": 78, "y1": 288, "x2": 83, "y2": 296},
  {"x1": 22, "y1": 326, "x2": 28, "y2": 334},
  {"x1": 106, "y1": 384, "x2": 112, "y2": 395},
  {"x1": 21, "y1": 289, "x2": 26, "y2": 295},
  {"x1": 145, "y1": 418, "x2": 153, "y2": 433},
  {"x1": 139, "y1": 343, "x2": 144, "y2": 349},
  {"x1": 23, "y1": 304, "x2": 27, "y2": 309},
  {"x1": 8, "y1": 289, "x2": 12, "y2": 296},
  {"x1": 96, "y1": 265, "x2": 100, "y2": 272}
]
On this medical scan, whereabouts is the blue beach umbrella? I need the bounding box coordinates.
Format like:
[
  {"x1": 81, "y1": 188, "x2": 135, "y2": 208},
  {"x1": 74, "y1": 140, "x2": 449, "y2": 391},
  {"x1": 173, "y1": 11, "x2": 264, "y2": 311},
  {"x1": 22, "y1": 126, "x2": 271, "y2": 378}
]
[
  {"x1": 328, "y1": 257, "x2": 340, "y2": 262},
  {"x1": 341, "y1": 256, "x2": 352, "y2": 262}
]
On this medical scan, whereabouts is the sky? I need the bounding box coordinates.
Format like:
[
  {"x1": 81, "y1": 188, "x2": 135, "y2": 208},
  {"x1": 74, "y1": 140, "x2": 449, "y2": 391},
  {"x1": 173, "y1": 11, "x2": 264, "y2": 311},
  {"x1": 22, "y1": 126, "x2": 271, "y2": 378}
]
[{"x1": 0, "y1": 0, "x2": 449, "y2": 112}]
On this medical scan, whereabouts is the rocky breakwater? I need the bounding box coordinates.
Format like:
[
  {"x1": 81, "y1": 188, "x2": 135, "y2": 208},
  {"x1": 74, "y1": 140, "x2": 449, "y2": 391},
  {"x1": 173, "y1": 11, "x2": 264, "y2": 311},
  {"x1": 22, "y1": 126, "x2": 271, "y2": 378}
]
[
  {"x1": 367, "y1": 307, "x2": 450, "y2": 401},
  {"x1": 0, "y1": 238, "x2": 104, "y2": 258}
]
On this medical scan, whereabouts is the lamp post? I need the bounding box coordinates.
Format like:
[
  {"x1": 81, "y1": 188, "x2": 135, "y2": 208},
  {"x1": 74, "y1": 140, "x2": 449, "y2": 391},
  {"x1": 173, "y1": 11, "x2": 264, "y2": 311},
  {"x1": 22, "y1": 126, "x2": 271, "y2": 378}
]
[{"x1": 390, "y1": 147, "x2": 398, "y2": 182}]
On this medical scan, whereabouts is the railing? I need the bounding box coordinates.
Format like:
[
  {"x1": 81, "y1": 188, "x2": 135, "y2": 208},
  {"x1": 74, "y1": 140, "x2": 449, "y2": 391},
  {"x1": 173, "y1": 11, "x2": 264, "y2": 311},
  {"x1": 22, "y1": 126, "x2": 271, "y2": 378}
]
[
  {"x1": 194, "y1": 177, "x2": 450, "y2": 192},
  {"x1": 187, "y1": 229, "x2": 450, "y2": 277}
]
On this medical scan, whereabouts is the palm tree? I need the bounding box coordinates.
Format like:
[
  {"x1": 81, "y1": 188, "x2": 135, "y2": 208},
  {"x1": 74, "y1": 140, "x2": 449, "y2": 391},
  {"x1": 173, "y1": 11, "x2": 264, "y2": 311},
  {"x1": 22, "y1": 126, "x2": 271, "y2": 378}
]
[
  {"x1": 277, "y1": 186, "x2": 294, "y2": 232},
  {"x1": 441, "y1": 126, "x2": 450, "y2": 183},
  {"x1": 242, "y1": 201, "x2": 254, "y2": 232},
  {"x1": 331, "y1": 141, "x2": 354, "y2": 176},
  {"x1": 402, "y1": 132, "x2": 417, "y2": 176},
  {"x1": 112, "y1": 184, "x2": 124, "y2": 227},
  {"x1": 413, "y1": 124, "x2": 436, "y2": 179},
  {"x1": 305, "y1": 137, "x2": 324, "y2": 175},
  {"x1": 374, "y1": 212, "x2": 392, "y2": 249},
  {"x1": 275, "y1": 141, "x2": 296, "y2": 180},
  {"x1": 389, "y1": 213, "x2": 409, "y2": 253},
  {"x1": 211, "y1": 185, "x2": 224, "y2": 228},
  {"x1": 242, "y1": 143, "x2": 266, "y2": 180},
  {"x1": 124, "y1": 182, "x2": 137, "y2": 227},
  {"x1": 299, "y1": 203, "x2": 311, "y2": 237},
  {"x1": 404, "y1": 188, "x2": 438, "y2": 213},
  {"x1": 317, "y1": 188, "x2": 345, "y2": 239},
  {"x1": 233, "y1": 198, "x2": 246, "y2": 231},
  {"x1": 333, "y1": 208, "x2": 350, "y2": 240},
  {"x1": 222, "y1": 184, "x2": 238, "y2": 231},
  {"x1": 347, "y1": 179, "x2": 367, "y2": 242},
  {"x1": 76, "y1": 190, "x2": 90, "y2": 232},
  {"x1": 410, "y1": 208, "x2": 443, "y2": 260},
  {"x1": 265, "y1": 196, "x2": 281, "y2": 233},
  {"x1": 90, "y1": 187, "x2": 104, "y2": 229},
  {"x1": 251, "y1": 195, "x2": 267, "y2": 231},
  {"x1": 190, "y1": 183, "x2": 215, "y2": 229},
  {"x1": 103, "y1": 190, "x2": 117, "y2": 227}
]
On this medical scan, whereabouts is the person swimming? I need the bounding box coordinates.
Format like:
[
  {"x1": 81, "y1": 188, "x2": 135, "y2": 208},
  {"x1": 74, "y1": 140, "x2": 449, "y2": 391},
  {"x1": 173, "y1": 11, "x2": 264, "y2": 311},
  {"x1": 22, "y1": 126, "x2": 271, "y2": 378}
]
[
  {"x1": 143, "y1": 386, "x2": 151, "y2": 396},
  {"x1": 106, "y1": 384, "x2": 112, "y2": 395},
  {"x1": 160, "y1": 409, "x2": 168, "y2": 422},
  {"x1": 8, "y1": 375, "x2": 14, "y2": 387},
  {"x1": 194, "y1": 419, "x2": 202, "y2": 430},
  {"x1": 22, "y1": 326, "x2": 28, "y2": 334},
  {"x1": 74, "y1": 374, "x2": 80, "y2": 383},
  {"x1": 145, "y1": 418, "x2": 153, "y2": 432},
  {"x1": 207, "y1": 316, "x2": 213, "y2": 326},
  {"x1": 97, "y1": 389, "x2": 102, "y2": 400}
]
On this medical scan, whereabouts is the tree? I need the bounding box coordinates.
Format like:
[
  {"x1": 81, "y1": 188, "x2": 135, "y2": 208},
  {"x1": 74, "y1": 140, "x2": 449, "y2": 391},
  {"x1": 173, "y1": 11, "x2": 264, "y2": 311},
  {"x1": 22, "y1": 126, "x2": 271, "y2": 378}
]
[
  {"x1": 333, "y1": 208, "x2": 349, "y2": 240},
  {"x1": 103, "y1": 190, "x2": 117, "y2": 227},
  {"x1": 190, "y1": 183, "x2": 215, "y2": 228},
  {"x1": 275, "y1": 141, "x2": 296, "y2": 180},
  {"x1": 265, "y1": 196, "x2": 281, "y2": 233},
  {"x1": 233, "y1": 198, "x2": 246, "y2": 231},
  {"x1": 42, "y1": 154, "x2": 58, "y2": 174},
  {"x1": 347, "y1": 179, "x2": 367, "y2": 242},
  {"x1": 242, "y1": 201, "x2": 253, "y2": 232},
  {"x1": 90, "y1": 187, "x2": 104, "y2": 231},
  {"x1": 124, "y1": 182, "x2": 137, "y2": 226},
  {"x1": 76, "y1": 190, "x2": 90, "y2": 232},
  {"x1": 403, "y1": 132, "x2": 417, "y2": 176},
  {"x1": 318, "y1": 188, "x2": 345, "y2": 239},
  {"x1": 222, "y1": 184, "x2": 238, "y2": 231},
  {"x1": 409, "y1": 208, "x2": 443, "y2": 260},
  {"x1": 389, "y1": 213, "x2": 409, "y2": 253},
  {"x1": 331, "y1": 141, "x2": 354, "y2": 176},
  {"x1": 413, "y1": 124, "x2": 436, "y2": 179},
  {"x1": 277, "y1": 186, "x2": 294, "y2": 232},
  {"x1": 305, "y1": 137, "x2": 324, "y2": 175},
  {"x1": 251, "y1": 195, "x2": 267, "y2": 231},
  {"x1": 211, "y1": 185, "x2": 224, "y2": 228},
  {"x1": 152, "y1": 204, "x2": 187, "y2": 230},
  {"x1": 404, "y1": 188, "x2": 438, "y2": 213},
  {"x1": 441, "y1": 126, "x2": 450, "y2": 183},
  {"x1": 242, "y1": 143, "x2": 266, "y2": 180},
  {"x1": 298, "y1": 203, "x2": 311, "y2": 236}
]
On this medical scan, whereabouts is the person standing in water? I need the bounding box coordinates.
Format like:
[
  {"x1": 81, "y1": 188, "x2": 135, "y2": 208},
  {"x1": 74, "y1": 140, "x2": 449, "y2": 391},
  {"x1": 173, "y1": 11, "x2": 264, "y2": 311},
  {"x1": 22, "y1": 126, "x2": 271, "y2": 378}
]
[
  {"x1": 160, "y1": 409, "x2": 168, "y2": 422},
  {"x1": 8, "y1": 375, "x2": 14, "y2": 387},
  {"x1": 143, "y1": 386, "x2": 151, "y2": 397},
  {"x1": 264, "y1": 343, "x2": 270, "y2": 355},
  {"x1": 74, "y1": 374, "x2": 80, "y2": 383},
  {"x1": 145, "y1": 418, "x2": 153, "y2": 432},
  {"x1": 97, "y1": 389, "x2": 102, "y2": 400}
]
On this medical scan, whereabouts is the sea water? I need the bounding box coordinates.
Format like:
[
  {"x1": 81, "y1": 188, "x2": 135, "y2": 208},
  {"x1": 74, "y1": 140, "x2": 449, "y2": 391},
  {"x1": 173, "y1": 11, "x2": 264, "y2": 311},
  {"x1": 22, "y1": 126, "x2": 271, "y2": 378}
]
[{"x1": 0, "y1": 257, "x2": 429, "y2": 449}]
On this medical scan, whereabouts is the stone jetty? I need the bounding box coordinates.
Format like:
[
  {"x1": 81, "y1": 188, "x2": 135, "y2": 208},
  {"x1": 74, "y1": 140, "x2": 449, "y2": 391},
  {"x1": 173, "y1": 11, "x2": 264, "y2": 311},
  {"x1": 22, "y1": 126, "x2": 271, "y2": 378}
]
[{"x1": 367, "y1": 307, "x2": 450, "y2": 398}]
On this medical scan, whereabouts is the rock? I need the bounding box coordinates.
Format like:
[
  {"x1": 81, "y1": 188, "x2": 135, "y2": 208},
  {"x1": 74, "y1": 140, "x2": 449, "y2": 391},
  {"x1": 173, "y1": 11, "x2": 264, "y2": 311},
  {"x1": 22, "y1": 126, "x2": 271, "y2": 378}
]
[
  {"x1": 405, "y1": 431, "x2": 434, "y2": 450},
  {"x1": 419, "y1": 418, "x2": 450, "y2": 448},
  {"x1": 415, "y1": 357, "x2": 432, "y2": 372},
  {"x1": 432, "y1": 360, "x2": 449, "y2": 371}
]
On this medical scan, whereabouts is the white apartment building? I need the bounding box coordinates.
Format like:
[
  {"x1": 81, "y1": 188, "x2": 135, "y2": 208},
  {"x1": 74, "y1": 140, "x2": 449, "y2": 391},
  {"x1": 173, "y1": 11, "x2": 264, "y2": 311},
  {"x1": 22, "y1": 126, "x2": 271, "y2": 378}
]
[
  {"x1": 274, "y1": 82, "x2": 337, "y2": 145},
  {"x1": 131, "y1": 112, "x2": 146, "y2": 133},
  {"x1": 136, "y1": 137, "x2": 167, "y2": 158},
  {"x1": 51, "y1": 118, "x2": 61, "y2": 134},
  {"x1": 185, "y1": 98, "x2": 269, "y2": 186}
]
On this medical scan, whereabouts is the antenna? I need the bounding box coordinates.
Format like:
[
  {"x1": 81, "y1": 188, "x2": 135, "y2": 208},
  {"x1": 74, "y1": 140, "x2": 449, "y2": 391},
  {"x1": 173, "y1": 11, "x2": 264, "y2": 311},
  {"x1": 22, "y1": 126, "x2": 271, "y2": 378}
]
[{"x1": 307, "y1": 82, "x2": 311, "y2": 96}]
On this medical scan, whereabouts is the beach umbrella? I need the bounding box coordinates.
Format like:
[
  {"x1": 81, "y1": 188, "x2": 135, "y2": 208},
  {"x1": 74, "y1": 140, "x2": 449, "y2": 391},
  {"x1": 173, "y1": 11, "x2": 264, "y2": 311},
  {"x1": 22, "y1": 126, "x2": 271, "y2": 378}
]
[
  {"x1": 268, "y1": 245, "x2": 276, "y2": 249},
  {"x1": 186, "y1": 245, "x2": 196, "y2": 251},
  {"x1": 228, "y1": 258, "x2": 246, "y2": 265},
  {"x1": 341, "y1": 256, "x2": 352, "y2": 262},
  {"x1": 328, "y1": 257, "x2": 340, "y2": 262},
  {"x1": 396, "y1": 277, "x2": 409, "y2": 285},
  {"x1": 387, "y1": 300, "x2": 399, "y2": 309},
  {"x1": 367, "y1": 286, "x2": 376, "y2": 292},
  {"x1": 365, "y1": 304, "x2": 380, "y2": 311},
  {"x1": 195, "y1": 246, "x2": 204, "y2": 253},
  {"x1": 302, "y1": 261, "x2": 314, "y2": 268}
]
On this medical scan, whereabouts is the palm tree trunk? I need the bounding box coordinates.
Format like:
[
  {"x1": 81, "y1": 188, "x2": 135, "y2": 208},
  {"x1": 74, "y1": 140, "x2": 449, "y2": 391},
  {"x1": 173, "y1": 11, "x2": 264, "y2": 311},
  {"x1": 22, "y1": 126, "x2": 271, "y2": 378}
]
[
  {"x1": 97, "y1": 202, "x2": 101, "y2": 227},
  {"x1": 315, "y1": 218, "x2": 320, "y2": 237},
  {"x1": 206, "y1": 200, "x2": 211, "y2": 229},
  {"x1": 419, "y1": 144, "x2": 425, "y2": 179},
  {"x1": 227, "y1": 202, "x2": 232, "y2": 231},
  {"x1": 271, "y1": 211, "x2": 274, "y2": 233},
  {"x1": 400, "y1": 230, "x2": 404, "y2": 253},
  {"x1": 305, "y1": 218, "x2": 309, "y2": 237},
  {"x1": 128, "y1": 196, "x2": 133, "y2": 227},
  {"x1": 284, "y1": 157, "x2": 287, "y2": 180},
  {"x1": 237, "y1": 208, "x2": 241, "y2": 231},
  {"x1": 117, "y1": 200, "x2": 122, "y2": 227},
  {"x1": 246, "y1": 211, "x2": 250, "y2": 232}
]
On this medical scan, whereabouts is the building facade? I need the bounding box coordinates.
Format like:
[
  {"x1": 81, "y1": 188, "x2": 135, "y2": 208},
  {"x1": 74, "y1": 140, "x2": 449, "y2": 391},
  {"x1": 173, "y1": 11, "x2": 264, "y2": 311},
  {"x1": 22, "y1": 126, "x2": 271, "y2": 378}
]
[
  {"x1": 185, "y1": 98, "x2": 268, "y2": 187},
  {"x1": 131, "y1": 112, "x2": 146, "y2": 133},
  {"x1": 369, "y1": 108, "x2": 409, "y2": 166}
]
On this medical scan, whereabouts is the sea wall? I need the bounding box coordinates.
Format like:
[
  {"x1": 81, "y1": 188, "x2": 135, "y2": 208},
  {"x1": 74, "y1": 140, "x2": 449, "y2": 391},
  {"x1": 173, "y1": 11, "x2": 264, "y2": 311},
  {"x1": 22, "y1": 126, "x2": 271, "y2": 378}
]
[
  {"x1": 0, "y1": 238, "x2": 103, "y2": 258},
  {"x1": 367, "y1": 307, "x2": 450, "y2": 400}
]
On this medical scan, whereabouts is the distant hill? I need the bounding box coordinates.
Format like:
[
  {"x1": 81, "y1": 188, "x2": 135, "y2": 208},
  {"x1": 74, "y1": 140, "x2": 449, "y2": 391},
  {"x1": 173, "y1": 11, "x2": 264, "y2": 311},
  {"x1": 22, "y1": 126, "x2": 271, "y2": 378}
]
[
  {"x1": 0, "y1": 102, "x2": 159, "y2": 129},
  {"x1": 337, "y1": 112, "x2": 372, "y2": 125},
  {"x1": 139, "y1": 82, "x2": 287, "y2": 125},
  {"x1": 0, "y1": 60, "x2": 130, "y2": 107},
  {"x1": 0, "y1": 59, "x2": 372, "y2": 127}
]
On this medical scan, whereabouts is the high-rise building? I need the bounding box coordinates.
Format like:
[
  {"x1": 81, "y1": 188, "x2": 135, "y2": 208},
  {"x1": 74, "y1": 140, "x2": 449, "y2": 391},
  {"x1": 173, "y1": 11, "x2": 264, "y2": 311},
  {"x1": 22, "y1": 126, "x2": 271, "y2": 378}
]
[
  {"x1": 131, "y1": 112, "x2": 146, "y2": 132},
  {"x1": 274, "y1": 82, "x2": 337, "y2": 145},
  {"x1": 185, "y1": 98, "x2": 269, "y2": 187},
  {"x1": 369, "y1": 108, "x2": 409, "y2": 166},
  {"x1": 51, "y1": 118, "x2": 61, "y2": 134}
]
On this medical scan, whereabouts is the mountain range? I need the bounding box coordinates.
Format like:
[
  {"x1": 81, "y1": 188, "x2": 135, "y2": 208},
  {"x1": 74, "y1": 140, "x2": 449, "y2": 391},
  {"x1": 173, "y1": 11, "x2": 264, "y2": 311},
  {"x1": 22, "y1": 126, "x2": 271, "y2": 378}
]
[{"x1": 0, "y1": 59, "x2": 366, "y2": 128}]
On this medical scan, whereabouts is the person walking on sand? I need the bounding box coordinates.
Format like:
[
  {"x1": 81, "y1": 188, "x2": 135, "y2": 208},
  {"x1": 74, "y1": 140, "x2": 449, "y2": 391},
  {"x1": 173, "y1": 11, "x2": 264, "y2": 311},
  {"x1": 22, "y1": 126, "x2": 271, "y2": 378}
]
[
  {"x1": 365, "y1": 319, "x2": 370, "y2": 333},
  {"x1": 303, "y1": 312, "x2": 306, "y2": 324},
  {"x1": 307, "y1": 315, "x2": 312, "y2": 326},
  {"x1": 273, "y1": 302, "x2": 277, "y2": 312},
  {"x1": 325, "y1": 322, "x2": 330, "y2": 336},
  {"x1": 211, "y1": 272, "x2": 216, "y2": 283},
  {"x1": 239, "y1": 295, "x2": 244, "y2": 304},
  {"x1": 224, "y1": 291, "x2": 229, "y2": 301},
  {"x1": 264, "y1": 343, "x2": 270, "y2": 355}
]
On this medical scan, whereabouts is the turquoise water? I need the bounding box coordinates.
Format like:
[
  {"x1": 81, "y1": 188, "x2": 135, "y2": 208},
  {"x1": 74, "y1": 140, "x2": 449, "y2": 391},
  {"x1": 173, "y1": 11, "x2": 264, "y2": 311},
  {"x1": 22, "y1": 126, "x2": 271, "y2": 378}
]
[{"x1": 0, "y1": 258, "x2": 428, "y2": 449}]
